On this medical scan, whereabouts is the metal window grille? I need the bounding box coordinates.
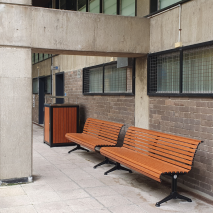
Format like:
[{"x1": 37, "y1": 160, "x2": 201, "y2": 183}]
[
  {"x1": 148, "y1": 42, "x2": 213, "y2": 96},
  {"x1": 83, "y1": 62, "x2": 134, "y2": 95},
  {"x1": 183, "y1": 45, "x2": 213, "y2": 94},
  {"x1": 148, "y1": 52, "x2": 180, "y2": 94}
]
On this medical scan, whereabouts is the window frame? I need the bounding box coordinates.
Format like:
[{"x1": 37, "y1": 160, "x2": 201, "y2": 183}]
[
  {"x1": 147, "y1": 40, "x2": 213, "y2": 97},
  {"x1": 83, "y1": 60, "x2": 135, "y2": 96},
  {"x1": 147, "y1": 0, "x2": 191, "y2": 17}
]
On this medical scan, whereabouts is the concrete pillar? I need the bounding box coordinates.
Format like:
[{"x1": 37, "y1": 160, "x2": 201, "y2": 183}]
[
  {"x1": 0, "y1": 47, "x2": 32, "y2": 180},
  {"x1": 135, "y1": 57, "x2": 149, "y2": 129}
]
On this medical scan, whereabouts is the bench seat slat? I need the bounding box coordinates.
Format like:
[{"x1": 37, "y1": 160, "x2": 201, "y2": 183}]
[
  {"x1": 65, "y1": 133, "x2": 115, "y2": 151},
  {"x1": 100, "y1": 147, "x2": 190, "y2": 179},
  {"x1": 122, "y1": 144, "x2": 192, "y2": 170}
]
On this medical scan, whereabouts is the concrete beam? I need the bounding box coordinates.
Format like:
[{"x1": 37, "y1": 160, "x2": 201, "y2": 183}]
[
  {"x1": 0, "y1": 4, "x2": 150, "y2": 57},
  {"x1": 31, "y1": 9, "x2": 150, "y2": 57}
]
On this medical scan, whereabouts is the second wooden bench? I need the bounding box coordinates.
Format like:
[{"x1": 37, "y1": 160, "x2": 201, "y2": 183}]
[{"x1": 99, "y1": 126, "x2": 202, "y2": 207}]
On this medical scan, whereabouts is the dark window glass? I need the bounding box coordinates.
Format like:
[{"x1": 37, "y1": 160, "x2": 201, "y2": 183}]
[
  {"x1": 32, "y1": 53, "x2": 35, "y2": 64},
  {"x1": 35, "y1": 53, "x2": 39, "y2": 63},
  {"x1": 89, "y1": 0, "x2": 100, "y2": 13},
  {"x1": 120, "y1": 0, "x2": 135, "y2": 16},
  {"x1": 103, "y1": 0, "x2": 117, "y2": 15},
  {"x1": 78, "y1": 0, "x2": 87, "y2": 11},
  {"x1": 150, "y1": 0, "x2": 188, "y2": 14},
  {"x1": 44, "y1": 54, "x2": 49, "y2": 60},
  {"x1": 45, "y1": 76, "x2": 52, "y2": 94},
  {"x1": 39, "y1": 53, "x2": 43, "y2": 62},
  {"x1": 33, "y1": 78, "x2": 39, "y2": 94},
  {"x1": 60, "y1": 0, "x2": 77, "y2": 10}
]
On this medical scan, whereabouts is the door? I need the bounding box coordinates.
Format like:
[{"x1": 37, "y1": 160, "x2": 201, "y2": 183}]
[
  {"x1": 39, "y1": 77, "x2": 45, "y2": 124},
  {"x1": 55, "y1": 72, "x2": 64, "y2": 104}
]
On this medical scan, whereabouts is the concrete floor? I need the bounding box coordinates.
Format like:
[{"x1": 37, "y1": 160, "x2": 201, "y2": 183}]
[{"x1": 0, "y1": 124, "x2": 213, "y2": 213}]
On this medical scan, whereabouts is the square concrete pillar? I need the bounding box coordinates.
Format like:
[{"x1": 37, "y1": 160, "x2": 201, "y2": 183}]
[
  {"x1": 135, "y1": 57, "x2": 149, "y2": 129},
  {"x1": 0, "y1": 47, "x2": 32, "y2": 180}
]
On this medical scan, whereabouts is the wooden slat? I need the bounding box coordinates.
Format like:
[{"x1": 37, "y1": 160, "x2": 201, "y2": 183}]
[
  {"x1": 87, "y1": 118, "x2": 123, "y2": 127},
  {"x1": 126, "y1": 130, "x2": 198, "y2": 149},
  {"x1": 124, "y1": 138, "x2": 193, "y2": 162},
  {"x1": 123, "y1": 140, "x2": 192, "y2": 165},
  {"x1": 122, "y1": 144, "x2": 192, "y2": 170},
  {"x1": 129, "y1": 127, "x2": 200, "y2": 145},
  {"x1": 125, "y1": 135, "x2": 194, "y2": 157}
]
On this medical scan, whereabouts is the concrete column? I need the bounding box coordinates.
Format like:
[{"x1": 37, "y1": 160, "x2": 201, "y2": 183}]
[
  {"x1": 135, "y1": 57, "x2": 149, "y2": 129},
  {"x1": 0, "y1": 47, "x2": 32, "y2": 180}
]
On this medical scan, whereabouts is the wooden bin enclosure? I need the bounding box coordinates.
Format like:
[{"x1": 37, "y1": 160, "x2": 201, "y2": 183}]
[{"x1": 44, "y1": 104, "x2": 79, "y2": 147}]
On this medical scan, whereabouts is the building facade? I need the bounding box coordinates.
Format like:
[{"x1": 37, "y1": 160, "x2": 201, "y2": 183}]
[{"x1": 1, "y1": 0, "x2": 213, "y2": 198}]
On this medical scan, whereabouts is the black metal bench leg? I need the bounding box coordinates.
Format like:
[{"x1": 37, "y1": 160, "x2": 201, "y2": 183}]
[
  {"x1": 176, "y1": 193, "x2": 192, "y2": 202},
  {"x1": 104, "y1": 163, "x2": 133, "y2": 175},
  {"x1": 94, "y1": 157, "x2": 115, "y2": 169},
  {"x1": 68, "y1": 145, "x2": 90, "y2": 153},
  {"x1": 156, "y1": 174, "x2": 192, "y2": 207}
]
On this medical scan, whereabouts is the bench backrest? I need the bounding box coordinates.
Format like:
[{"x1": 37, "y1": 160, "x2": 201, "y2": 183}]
[
  {"x1": 83, "y1": 118, "x2": 123, "y2": 146},
  {"x1": 123, "y1": 127, "x2": 202, "y2": 170}
]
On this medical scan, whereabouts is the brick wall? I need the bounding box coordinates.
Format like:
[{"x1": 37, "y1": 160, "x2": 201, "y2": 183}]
[
  {"x1": 64, "y1": 69, "x2": 135, "y2": 142},
  {"x1": 150, "y1": 97, "x2": 213, "y2": 196}
]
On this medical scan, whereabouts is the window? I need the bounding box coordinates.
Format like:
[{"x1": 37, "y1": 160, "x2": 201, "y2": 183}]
[
  {"x1": 33, "y1": 78, "x2": 38, "y2": 94},
  {"x1": 32, "y1": 54, "x2": 35, "y2": 64},
  {"x1": 39, "y1": 53, "x2": 43, "y2": 61},
  {"x1": 89, "y1": 67, "x2": 103, "y2": 92},
  {"x1": 45, "y1": 76, "x2": 52, "y2": 94},
  {"x1": 35, "y1": 53, "x2": 39, "y2": 63},
  {"x1": 83, "y1": 61, "x2": 134, "y2": 95},
  {"x1": 32, "y1": 53, "x2": 53, "y2": 64},
  {"x1": 78, "y1": 0, "x2": 87, "y2": 12},
  {"x1": 103, "y1": 0, "x2": 117, "y2": 15},
  {"x1": 183, "y1": 46, "x2": 213, "y2": 94},
  {"x1": 89, "y1": 0, "x2": 100, "y2": 13},
  {"x1": 120, "y1": 0, "x2": 135, "y2": 16},
  {"x1": 59, "y1": 0, "x2": 77, "y2": 10},
  {"x1": 149, "y1": 0, "x2": 191, "y2": 14},
  {"x1": 104, "y1": 64, "x2": 127, "y2": 92},
  {"x1": 148, "y1": 42, "x2": 213, "y2": 96},
  {"x1": 44, "y1": 54, "x2": 49, "y2": 60}
]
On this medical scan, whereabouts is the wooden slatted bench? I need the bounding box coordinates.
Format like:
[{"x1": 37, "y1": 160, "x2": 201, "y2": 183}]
[
  {"x1": 65, "y1": 118, "x2": 125, "y2": 168},
  {"x1": 99, "y1": 126, "x2": 202, "y2": 207}
]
